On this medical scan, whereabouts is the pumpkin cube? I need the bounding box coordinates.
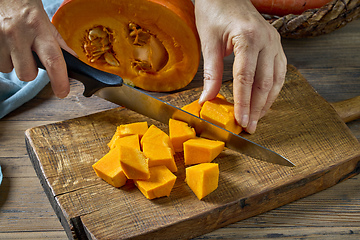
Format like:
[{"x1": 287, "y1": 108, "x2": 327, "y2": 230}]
[
  {"x1": 108, "y1": 122, "x2": 148, "y2": 149},
  {"x1": 119, "y1": 145, "x2": 150, "y2": 180},
  {"x1": 114, "y1": 134, "x2": 141, "y2": 151},
  {"x1": 185, "y1": 163, "x2": 219, "y2": 200},
  {"x1": 200, "y1": 96, "x2": 242, "y2": 135},
  {"x1": 183, "y1": 138, "x2": 224, "y2": 165},
  {"x1": 141, "y1": 125, "x2": 174, "y2": 154},
  {"x1": 181, "y1": 100, "x2": 202, "y2": 117},
  {"x1": 142, "y1": 143, "x2": 178, "y2": 172},
  {"x1": 169, "y1": 119, "x2": 196, "y2": 152},
  {"x1": 92, "y1": 147, "x2": 127, "y2": 188},
  {"x1": 134, "y1": 165, "x2": 177, "y2": 200}
]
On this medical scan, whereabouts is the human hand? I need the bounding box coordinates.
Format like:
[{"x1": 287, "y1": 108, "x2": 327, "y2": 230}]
[
  {"x1": 195, "y1": 0, "x2": 287, "y2": 134},
  {"x1": 0, "y1": 0, "x2": 76, "y2": 98}
]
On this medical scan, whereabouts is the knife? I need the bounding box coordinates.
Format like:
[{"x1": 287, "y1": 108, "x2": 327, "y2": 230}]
[{"x1": 33, "y1": 49, "x2": 295, "y2": 167}]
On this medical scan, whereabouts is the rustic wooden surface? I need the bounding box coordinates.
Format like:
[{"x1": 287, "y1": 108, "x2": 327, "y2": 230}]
[{"x1": 0, "y1": 19, "x2": 359, "y2": 239}]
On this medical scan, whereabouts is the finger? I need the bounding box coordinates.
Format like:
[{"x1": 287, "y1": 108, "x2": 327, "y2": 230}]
[
  {"x1": 246, "y1": 49, "x2": 274, "y2": 134},
  {"x1": 199, "y1": 38, "x2": 224, "y2": 104},
  {"x1": 33, "y1": 36, "x2": 70, "y2": 98},
  {"x1": 232, "y1": 35, "x2": 257, "y2": 129},
  {"x1": 11, "y1": 41, "x2": 38, "y2": 82},
  {"x1": 0, "y1": 49, "x2": 14, "y2": 73},
  {"x1": 260, "y1": 52, "x2": 287, "y2": 118}
]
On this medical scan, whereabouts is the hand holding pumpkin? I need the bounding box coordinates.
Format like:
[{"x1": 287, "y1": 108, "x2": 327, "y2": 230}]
[
  {"x1": 195, "y1": 0, "x2": 287, "y2": 134},
  {"x1": 0, "y1": 0, "x2": 75, "y2": 98}
]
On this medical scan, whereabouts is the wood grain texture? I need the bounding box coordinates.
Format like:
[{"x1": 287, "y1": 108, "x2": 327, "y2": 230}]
[{"x1": 25, "y1": 65, "x2": 360, "y2": 239}]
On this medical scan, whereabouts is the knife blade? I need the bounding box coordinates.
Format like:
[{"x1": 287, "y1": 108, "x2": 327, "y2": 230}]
[{"x1": 33, "y1": 49, "x2": 295, "y2": 167}]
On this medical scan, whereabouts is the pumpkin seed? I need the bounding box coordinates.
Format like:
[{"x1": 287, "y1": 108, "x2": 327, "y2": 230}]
[{"x1": 104, "y1": 52, "x2": 120, "y2": 67}]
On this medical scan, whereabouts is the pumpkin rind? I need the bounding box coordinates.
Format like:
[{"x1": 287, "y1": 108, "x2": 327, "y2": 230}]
[{"x1": 52, "y1": 0, "x2": 200, "y2": 92}]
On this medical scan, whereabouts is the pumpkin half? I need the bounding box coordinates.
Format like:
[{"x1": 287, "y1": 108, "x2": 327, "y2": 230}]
[{"x1": 52, "y1": 0, "x2": 200, "y2": 92}]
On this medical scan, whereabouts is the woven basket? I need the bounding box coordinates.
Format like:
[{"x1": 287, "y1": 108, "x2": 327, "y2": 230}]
[{"x1": 265, "y1": 0, "x2": 360, "y2": 38}]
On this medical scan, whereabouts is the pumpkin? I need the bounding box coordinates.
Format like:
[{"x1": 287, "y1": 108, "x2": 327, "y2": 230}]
[
  {"x1": 200, "y1": 96, "x2": 242, "y2": 135},
  {"x1": 250, "y1": 0, "x2": 332, "y2": 16},
  {"x1": 134, "y1": 165, "x2": 177, "y2": 199},
  {"x1": 142, "y1": 144, "x2": 178, "y2": 172},
  {"x1": 181, "y1": 100, "x2": 202, "y2": 117},
  {"x1": 112, "y1": 134, "x2": 141, "y2": 150},
  {"x1": 92, "y1": 147, "x2": 127, "y2": 188},
  {"x1": 52, "y1": 0, "x2": 200, "y2": 92},
  {"x1": 141, "y1": 125, "x2": 174, "y2": 154},
  {"x1": 108, "y1": 122, "x2": 148, "y2": 149},
  {"x1": 118, "y1": 145, "x2": 150, "y2": 180},
  {"x1": 185, "y1": 163, "x2": 219, "y2": 200},
  {"x1": 169, "y1": 118, "x2": 196, "y2": 152},
  {"x1": 183, "y1": 138, "x2": 224, "y2": 165}
]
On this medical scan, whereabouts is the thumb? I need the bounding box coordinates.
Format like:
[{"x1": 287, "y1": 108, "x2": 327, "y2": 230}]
[{"x1": 198, "y1": 39, "x2": 224, "y2": 104}]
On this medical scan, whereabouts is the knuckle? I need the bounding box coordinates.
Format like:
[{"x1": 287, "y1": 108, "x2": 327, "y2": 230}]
[
  {"x1": 42, "y1": 53, "x2": 64, "y2": 69},
  {"x1": 256, "y1": 78, "x2": 273, "y2": 92}
]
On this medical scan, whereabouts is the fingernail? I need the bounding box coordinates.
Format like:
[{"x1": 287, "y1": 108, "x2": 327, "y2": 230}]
[
  {"x1": 199, "y1": 90, "x2": 207, "y2": 104},
  {"x1": 246, "y1": 120, "x2": 258, "y2": 134},
  {"x1": 241, "y1": 114, "x2": 249, "y2": 128},
  {"x1": 57, "y1": 90, "x2": 69, "y2": 99}
]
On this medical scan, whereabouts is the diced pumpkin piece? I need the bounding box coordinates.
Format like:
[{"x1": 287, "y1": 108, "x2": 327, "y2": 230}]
[
  {"x1": 169, "y1": 119, "x2": 196, "y2": 152},
  {"x1": 108, "y1": 122, "x2": 148, "y2": 149},
  {"x1": 119, "y1": 145, "x2": 150, "y2": 180},
  {"x1": 141, "y1": 125, "x2": 174, "y2": 154},
  {"x1": 183, "y1": 138, "x2": 224, "y2": 165},
  {"x1": 142, "y1": 143, "x2": 177, "y2": 172},
  {"x1": 114, "y1": 134, "x2": 141, "y2": 151},
  {"x1": 180, "y1": 93, "x2": 225, "y2": 117},
  {"x1": 200, "y1": 96, "x2": 242, "y2": 135},
  {"x1": 185, "y1": 163, "x2": 219, "y2": 200},
  {"x1": 181, "y1": 100, "x2": 201, "y2": 117},
  {"x1": 92, "y1": 147, "x2": 127, "y2": 188},
  {"x1": 118, "y1": 122, "x2": 148, "y2": 138},
  {"x1": 134, "y1": 165, "x2": 177, "y2": 199}
]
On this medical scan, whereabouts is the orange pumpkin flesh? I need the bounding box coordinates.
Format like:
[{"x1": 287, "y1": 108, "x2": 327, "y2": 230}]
[
  {"x1": 169, "y1": 119, "x2": 196, "y2": 152},
  {"x1": 92, "y1": 147, "x2": 127, "y2": 188},
  {"x1": 134, "y1": 165, "x2": 177, "y2": 200},
  {"x1": 118, "y1": 145, "x2": 150, "y2": 180},
  {"x1": 52, "y1": 0, "x2": 200, "y2": 92},
  {"x1": 183, "y1": 138, "x2": 225, "y2": 166},
  {"x1": 185, "y1": 163, "x2": 219, "y2": 200}
]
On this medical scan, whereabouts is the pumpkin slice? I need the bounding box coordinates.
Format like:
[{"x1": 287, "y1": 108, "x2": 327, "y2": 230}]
[
  {"x1": 52, "y1": 0, "x2": 200, "y2": 92},
  {"x1": 113, "y1": 134, "x2": 141, "y2": 151},
  {"x1": 142, "y1": 143, "x2": 177, "y2": 172},
  {"x1": 200, "y1": 96, "x2": 242, "y2": 135},
  {"x1": 183, "y1": 138, "x2": 224, "y2": 165},
  {"x1": 169, "y1": 119, "x2": 196, "y2": 152},
  {"x1": 185, "y1": 163, "x2": 219, "y2": 200},
  {"x1": 92, "y1": 147, "x2": 127, "y2": 188},
  {"x1": 119, "y1": 145, "x2": 150, "y2": 180},
  {"x1": 108, "y1": 122, "x2": 148, "y2": 149},
  {"x1": 134, "y1": 165, "x2": 177, "y2": 199},
  {"x1": 141, "y1": 125, "x2": 174, "y2": 154}
]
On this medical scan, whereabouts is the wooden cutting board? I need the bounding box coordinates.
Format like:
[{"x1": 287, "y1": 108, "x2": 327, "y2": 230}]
[{"x1": 25, "y1": 65, "x2": 360, "y2": 240}]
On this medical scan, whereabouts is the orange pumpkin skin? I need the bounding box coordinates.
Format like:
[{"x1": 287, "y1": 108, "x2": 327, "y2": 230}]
[{"x1": 52, "y1": 0, "x2": 200, "y2": 92}]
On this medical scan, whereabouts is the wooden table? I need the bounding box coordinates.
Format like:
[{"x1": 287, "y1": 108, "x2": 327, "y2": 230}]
[{"x1": 1, "y1": 19, "x2": 359, "y2": 240}]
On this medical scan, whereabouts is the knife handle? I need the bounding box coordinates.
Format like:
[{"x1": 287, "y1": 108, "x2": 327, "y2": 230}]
[{"x1": 33, "y1": 49, "x2": 123, "y2": 97}]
